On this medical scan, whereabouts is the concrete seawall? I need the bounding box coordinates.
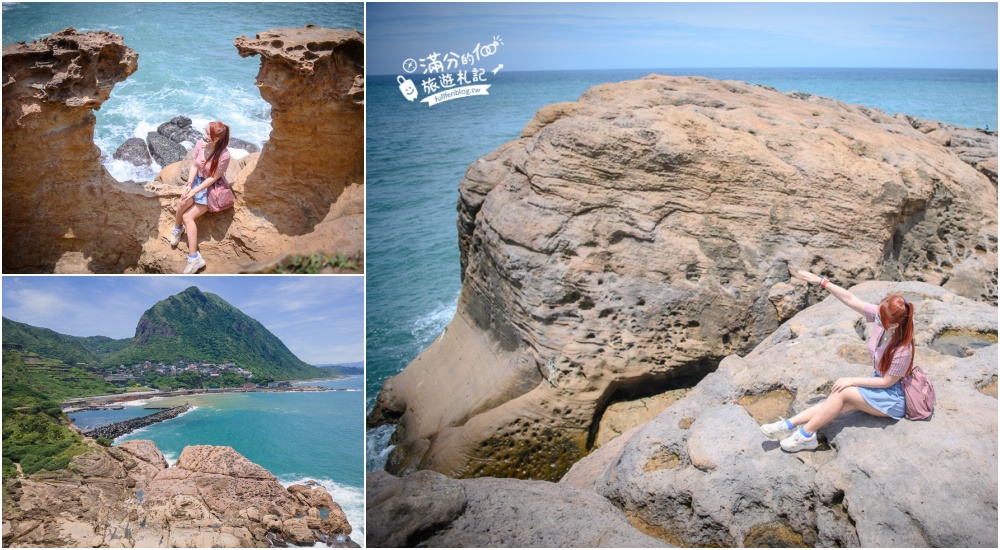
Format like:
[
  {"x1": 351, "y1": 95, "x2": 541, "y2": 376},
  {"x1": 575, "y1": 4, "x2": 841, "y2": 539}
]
[{"x1": 84, "y1": 404, "x2": 192, "y2": 440}]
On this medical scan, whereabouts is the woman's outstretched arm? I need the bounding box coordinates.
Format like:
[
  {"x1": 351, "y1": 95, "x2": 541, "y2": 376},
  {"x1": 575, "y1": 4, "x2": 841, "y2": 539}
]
[{"x1": 794, "y1": 270, "x2": 867, "y2": 316}]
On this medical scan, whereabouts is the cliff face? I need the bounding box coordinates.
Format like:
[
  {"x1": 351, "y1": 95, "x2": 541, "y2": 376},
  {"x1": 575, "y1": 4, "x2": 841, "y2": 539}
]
[
  {"x1": 2, "y1": 28, "x2": 159, "y2": 273},
  {"x1": 562, "y1": 281, "x2": 997, "y2": 547},
  {"x1": 370, "y1": 75, "x2": 998, "y2": 480},
  {"x1": 3, "y1": 27, "x2": 364, "y2": 273},
  {"x1": 2, "y1": 441, "x2": 354, "y2": 547}
]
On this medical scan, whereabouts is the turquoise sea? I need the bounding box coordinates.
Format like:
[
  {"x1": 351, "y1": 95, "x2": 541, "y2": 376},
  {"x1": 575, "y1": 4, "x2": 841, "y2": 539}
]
[
  {"x1": 1, "y1": 1, "x2": 363, "y2": 181},
  {"x1": 365, "y1": 67, "x2": 999, "y2": 471},
  {"x1": 70, "y1": 376, "x2": 365, "y2": 545}
]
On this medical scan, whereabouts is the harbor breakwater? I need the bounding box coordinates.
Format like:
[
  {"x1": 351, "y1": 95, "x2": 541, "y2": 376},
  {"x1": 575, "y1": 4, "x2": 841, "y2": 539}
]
[{"x1": 84, "y1": 404, "x2": 191, "y2": 440}]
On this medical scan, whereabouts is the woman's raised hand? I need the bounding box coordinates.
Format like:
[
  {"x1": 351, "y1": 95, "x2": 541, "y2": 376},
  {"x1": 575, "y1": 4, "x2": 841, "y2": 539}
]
[{"x1": 794, "y1": 270, "x2": 823, "y2": 285}]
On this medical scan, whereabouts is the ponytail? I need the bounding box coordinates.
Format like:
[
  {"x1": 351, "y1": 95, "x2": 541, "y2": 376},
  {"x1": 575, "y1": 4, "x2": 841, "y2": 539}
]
[
  {"x1": 877, "y1": 295, "x2": 915, "y2": 376},
  {"x1": 203, "y1": 121, "x2": 230, "y2": 178}
]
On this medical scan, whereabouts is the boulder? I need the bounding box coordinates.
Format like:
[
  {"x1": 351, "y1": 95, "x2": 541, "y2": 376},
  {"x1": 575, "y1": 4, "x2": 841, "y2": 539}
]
[
  {"x1": 562, "y1": 281, "x2": 998, "y2": 548},
  {"x1": 369, "y1": 75, "x2": 998, "y2": 480},
  {"x1": 146, "y1": 131, "x2": 187, "y2": 166},
  {"x1": 157, "y1": 116, "x2": 201, "y2": 143},
  {"x1": 367, "y1": 469, "x2": 668, "y2": 548},
  {"x1": 113, "y1": 137, "x2": 152, "y2": 166}
]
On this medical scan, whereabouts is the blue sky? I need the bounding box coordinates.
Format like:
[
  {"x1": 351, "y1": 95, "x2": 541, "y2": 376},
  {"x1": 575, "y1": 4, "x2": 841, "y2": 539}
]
[
  {"x1": 1, "y1": 276, "x2": 364, "y2": 365},
  {"x1": 367, "y1": 2, "x2": 998, "y2": 75}
]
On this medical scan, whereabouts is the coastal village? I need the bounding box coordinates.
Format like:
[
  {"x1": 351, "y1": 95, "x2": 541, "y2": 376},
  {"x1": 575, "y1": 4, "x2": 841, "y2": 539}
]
[{"x1": 99, "y1": 360, "x2": 256, "y2": 385}]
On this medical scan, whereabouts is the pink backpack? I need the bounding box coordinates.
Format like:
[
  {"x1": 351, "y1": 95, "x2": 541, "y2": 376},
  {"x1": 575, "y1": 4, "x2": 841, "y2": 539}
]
[{"x1": 900, "y1": 366, "x2": 935, "y2": 420}]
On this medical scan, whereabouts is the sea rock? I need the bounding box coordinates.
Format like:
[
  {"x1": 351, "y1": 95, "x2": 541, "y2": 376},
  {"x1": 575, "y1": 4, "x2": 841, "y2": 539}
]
[
  {"x1": 1, "y1": 442, "x2": 355, "y2": 548},
  {"x1": 367, "y1": 469, "x2": 669, "y2": 548},
  {"x1": 156, "y1": 116, "x2": 201, "y2": 144},
  {"x1": 113, "y1": 137, "x2": 152, "y2": 166},
  {"x1": 1, "y1": 28, "x2": 159, "y2": 273},
  {"x1": 369, "y1": 75, "x2": 998, "y2": 480},
  {"x1": 146, "y1": 131, "x2": 187, "y2": 166},
  {"x1": 3, "y1": 27, "x2": 364, "y2": 274},
  {"x1": 228, "y1": 136, "x2": 259, "y2": 154},
  {"x1": 234, "y1": 26, "x2": 364, "y2": 235},
  {"x1": 562, "y1": 281, "x2": 998, "y2": 547}
]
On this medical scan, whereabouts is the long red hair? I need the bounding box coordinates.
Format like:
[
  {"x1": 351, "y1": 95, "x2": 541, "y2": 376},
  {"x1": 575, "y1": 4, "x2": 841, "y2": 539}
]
[
  {"x1": 202, "y1": 121, "x2": 230, "y2": 177},
  {"x1": 877, "y1": 294, "x2": 915, "y2": 376}
]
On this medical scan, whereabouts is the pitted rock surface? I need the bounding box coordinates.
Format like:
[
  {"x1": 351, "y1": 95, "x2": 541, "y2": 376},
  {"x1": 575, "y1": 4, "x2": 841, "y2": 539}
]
[
  {"x1": 561, "y1": 281, "x2": 998, "y2": 548},
  {"x1": 370, "y1": 75, "x2": 998, "y2": 480}
]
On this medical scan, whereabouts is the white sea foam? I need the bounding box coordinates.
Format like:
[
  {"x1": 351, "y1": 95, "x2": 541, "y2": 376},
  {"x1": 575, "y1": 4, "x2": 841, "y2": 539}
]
[
  {"x1": 409, "y1": 294, "x2": 459, "y2": 344},
  {"x1": 365, "y1": 424, "x2": 397, "y2": 474},
  {"x1": 277, "y1": 476, "x2": 365, "y2": 547}
]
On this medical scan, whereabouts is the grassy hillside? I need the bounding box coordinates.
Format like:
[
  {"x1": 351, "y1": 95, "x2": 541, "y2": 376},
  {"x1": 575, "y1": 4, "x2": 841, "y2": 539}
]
[
  {"x1": 74, "y1": 335, "x2": 132, "y2": 362},
  {"x1": 2, "y1": 317, "x2": 98, "y2": 366},
  {"x1": 2, "y1": 352, "x2": 95, "y2": 480}
]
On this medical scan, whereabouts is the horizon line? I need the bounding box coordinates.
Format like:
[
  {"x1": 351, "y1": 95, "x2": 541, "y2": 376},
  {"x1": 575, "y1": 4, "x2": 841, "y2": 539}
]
[{"x1": 370, "y1": 66, "x2": 1000, "y2": 77}]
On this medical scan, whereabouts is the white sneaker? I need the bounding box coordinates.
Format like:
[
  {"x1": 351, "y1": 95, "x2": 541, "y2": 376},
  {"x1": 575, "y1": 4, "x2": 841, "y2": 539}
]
[
  {"x1": 780, "y1": 428, "x2": 818, "y2": 452},
  {"x1": 169, "y1": 225, "x2": 184, "y2": 247},
  {"x1": 760, "y1": 419, "x2": 793, "y2": 440},
  {"x1": 183, "y1": 253, "x2": 206, "y2": 274}
]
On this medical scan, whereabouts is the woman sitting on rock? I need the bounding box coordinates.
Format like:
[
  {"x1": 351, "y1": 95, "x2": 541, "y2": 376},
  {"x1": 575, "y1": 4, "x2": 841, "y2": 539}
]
[
  {"x1": 169, "y1": 121, "x2": 231, "y2": 273},
  {"x1": 760, "y1": 270, "x2": 914, "y2": 452}
]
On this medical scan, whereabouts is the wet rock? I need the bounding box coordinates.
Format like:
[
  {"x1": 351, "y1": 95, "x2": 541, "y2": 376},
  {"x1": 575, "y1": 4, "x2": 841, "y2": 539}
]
[
  {"x1": 156, "y1": 116, "x2": 202, "y2": 144},
  {"x1": 146, "y1": 131, "x2": 187, "y2": 166},
  {"x1": 113, "y1": 137, "x2": 152, "y2": 166},
  {"x1": 228, "y1": 136, "x2": 259, "y2": 153}
]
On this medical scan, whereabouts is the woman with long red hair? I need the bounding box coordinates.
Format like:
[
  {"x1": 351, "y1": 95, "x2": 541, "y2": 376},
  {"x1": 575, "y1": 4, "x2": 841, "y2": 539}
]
[
  {"x1": 760, "y1": 270, "x2": 915, "y2": 452},
  {"x1": 169, "y1": 120, "x2": 231, "y2": 273}
]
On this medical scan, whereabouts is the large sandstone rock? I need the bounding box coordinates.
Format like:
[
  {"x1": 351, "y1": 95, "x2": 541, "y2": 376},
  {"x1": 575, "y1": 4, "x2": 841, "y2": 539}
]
[
  {"x1": 370, "y1": 75, "x2": 998, "y2": 480},
  {"x1": 1, "y1": 28, "x2": 159, "y2": 273},
  {"x1": 562, "y1": 281, "x2": 998, "y2": 547},
  {"x1": 2, "y1": 442, "x2": 354, "y2": 548},
  {"x1": 3, "y1": 27, "x2": 364, "y2": 273},
  {"x1": 234, "y1": 26, "x2": 364, "y2": 236},
  {"x1": 367, "y1": 469, "x2": 668, "y2": 548}
]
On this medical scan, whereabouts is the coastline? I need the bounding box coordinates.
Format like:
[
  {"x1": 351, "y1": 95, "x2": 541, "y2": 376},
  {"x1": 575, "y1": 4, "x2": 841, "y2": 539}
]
[{"x1": 62, "y1": 385, "x2": 343, "y2": 412}]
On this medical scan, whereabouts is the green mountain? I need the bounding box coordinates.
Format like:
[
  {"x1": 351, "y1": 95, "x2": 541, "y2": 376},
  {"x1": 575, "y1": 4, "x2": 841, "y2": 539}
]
[
  {"x1": 2, "y1": 317, "x2": 98, "y2": 366},
  {"x1": 74, "y1": 335, "x2": 132, "y2": 362},
  {"x1": 107, "y1": 287, "x2": 323, "y2": 380}
]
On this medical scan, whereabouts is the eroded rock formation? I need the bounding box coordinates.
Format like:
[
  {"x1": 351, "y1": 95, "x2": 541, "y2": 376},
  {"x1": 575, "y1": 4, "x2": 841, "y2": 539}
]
[
  {"x1": 562, "y1": 281, "x2": 998, "y2": 547},
  {"x1": 2, "y1": 28, "x2": 158, "y2": 273},
  {"x1": 233, "y1": 26, "x2": 364, "y2": 235},
  {"x1": 369, "y1": 75, "x2": 998, "y2": 480},
  {"x1": 2, "y1": 26, "x2": 364, "y2": 273},
  {"x1": 366, "y1": 469, "x2": 668, "y2": 548},
  {"x1": 2, "y1": 441, "x2": 355, "y2": 547}
]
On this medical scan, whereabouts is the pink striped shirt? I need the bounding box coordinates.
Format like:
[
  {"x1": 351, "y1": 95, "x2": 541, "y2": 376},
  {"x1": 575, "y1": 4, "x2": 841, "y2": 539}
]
[
  {"x1": 194, "y1": 140, "x2": 230, "y2": 183},
  {"x1": 863, "y1": 302, "x2": 912, "y2": 377}
]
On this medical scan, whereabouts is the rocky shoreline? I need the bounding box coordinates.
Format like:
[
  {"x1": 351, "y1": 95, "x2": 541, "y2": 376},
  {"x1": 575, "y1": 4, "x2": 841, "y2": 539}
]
[
  {"x1": 82, "y1": 404, "x2": 192, "y2": 440},
  {"x1": 367, "y1": 74, "x2": 998, "y2": 547},
  {"x1": 3, "y1": 441, "x2": 356, "y2": 548}
]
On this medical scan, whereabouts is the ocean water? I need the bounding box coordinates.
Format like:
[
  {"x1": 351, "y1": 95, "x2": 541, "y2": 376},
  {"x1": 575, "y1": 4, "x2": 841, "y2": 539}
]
[
  {"x1": 70, "y1": 376, "x2": 366, "y2": 545},
  {"x1": 365, "y1": 67, "x2": 999, "y2": 471},
  {"x1": 1, "y1": 1, "x2": 363, "y2": 182}
]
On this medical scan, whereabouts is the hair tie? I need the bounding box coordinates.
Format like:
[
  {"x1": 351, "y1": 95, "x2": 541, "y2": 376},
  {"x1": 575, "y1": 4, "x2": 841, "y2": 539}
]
[{"x1": 903, "y1": 299, "x2": 908, "y2": 307}]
